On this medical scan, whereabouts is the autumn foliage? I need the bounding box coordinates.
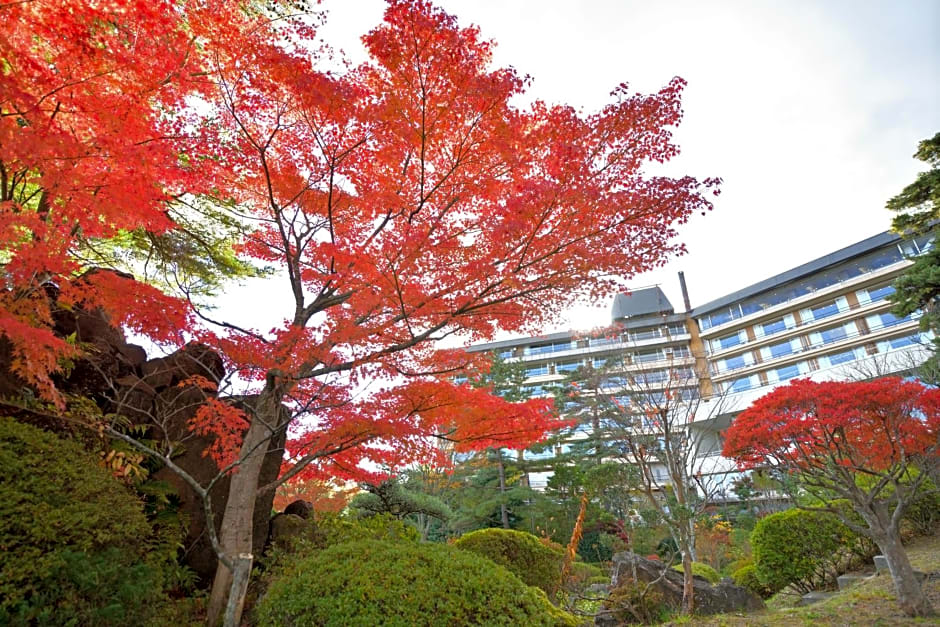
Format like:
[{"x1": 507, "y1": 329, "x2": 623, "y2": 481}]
[
  {"x1": 724, "y1": 377, "x2": 939, "y2": 617},
  {"x1": 3, "y1": 1, "x2": 719, "y2": 620},
  {"x1": 723, "y1": 377, "x2": 939, "y2": 474}
]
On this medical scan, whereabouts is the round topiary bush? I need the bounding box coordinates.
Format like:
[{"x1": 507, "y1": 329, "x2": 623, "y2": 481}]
[
  {"x1": 453, "y1": 528, "x2": 564, "y2": 596},
  {"x1": 671, "y1": 561, "x2": 720, "y2": 584},
  {"x1": 256, "y1": 539, "x2": 579, "y2": 626},
  {"x1": 0, "y1": 418, "x2": 173, "y2": 625},
  {"x1": 751, "y1": 509, "x2": 855, "y2": 594}
]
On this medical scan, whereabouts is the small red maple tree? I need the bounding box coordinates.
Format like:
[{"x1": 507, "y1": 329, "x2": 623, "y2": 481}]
[{"x1": 723, "y1": 377, "x2": 939, "y2": 617}]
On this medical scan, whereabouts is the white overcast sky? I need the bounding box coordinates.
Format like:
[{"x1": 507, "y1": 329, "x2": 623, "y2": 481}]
[{"x1": 218, "y1": 0, "x2": 939, "y2": 337}]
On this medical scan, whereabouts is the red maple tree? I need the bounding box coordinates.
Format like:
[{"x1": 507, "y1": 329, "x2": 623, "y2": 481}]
[
  {"x1": 723, "y1": 377, "x2": 939, "y2": 617},
  {"x1": 3, "y1": 1, "x2": 718, "y2": 623}
]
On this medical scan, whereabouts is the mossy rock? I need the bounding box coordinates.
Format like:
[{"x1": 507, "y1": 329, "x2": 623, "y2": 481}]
[{"x1": 671, "y1": 561, "x2": 721, "y2": 584}]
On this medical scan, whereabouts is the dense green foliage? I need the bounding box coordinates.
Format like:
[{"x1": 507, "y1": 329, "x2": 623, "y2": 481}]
[
  {"x1": 886, "y1": 132, "x2": 939, "y2": 236},
  {"x1": 671, "y1": 561, "x2": 720, "y2": 584},
  {"x1": 886, "y1": 132, "x2": 940, "y2": 383},
  {"x1": 751, "y1": 509, "x2": 856, "y2": 594},
  {"x1": 350, "y1": 478, "x2": 453, "y2": 523},
  {"x1": 578, "y1": 527, "x2": 619, "y2": 563},
  {"x1": 453, "y1": 528, "x2": 565, "y2": 596},
  {"x1": 903, "y1": 480, "x2": 940, "y2": 536},
  {"x1": 0, "y1": 419, "x2": 179, "y2": 625},
  {"x1": 256, "y1": 539, "x2": 578, "y2": 626},
  {"x1": 732, "y1": 564, "x2": 773, "y2": 598},
  {"x1": 262, "y1": 511, "x2": 419, "y2": 563},
  {"x1": 317, "y1": 511, "x2": 421, "y2": 545}
]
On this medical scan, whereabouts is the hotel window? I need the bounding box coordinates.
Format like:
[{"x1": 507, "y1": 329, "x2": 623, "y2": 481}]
[
  {"x1": 612, "y1": 395, "x2": 632, "y2": 409},
  {"x1": 823, "y1": 348, "x2": 860, "y2": 367},
  {"x1": 525, "y1": 364, "x2": 550, "y2": 377},
  {"x1": 667, "y1": 323, "x2": 688, "y2": 336},
  {"x1": 712, "y1": 330, "x2": 746, "y2": 352},
  {"x1": 857, "y1": 283, "x2": 896, "y2": 305},
  {"x1": 755, "y1": 314, "x2": 795, "y2": 338},
  {"x1": 634, "y1": 349, "x2": 663, "y2": 363},
  {"x1": 719, "y1": 353, "x2": 753, "y2": 373},
  {"x1": 630, "y1": 327, "x2": 666, "y2": 342},
  {"x1": 881, "y1": 334, "x2": 922, "y2": 350},
  {"x1": 867, "y1": 312, "x2": 913, "y2": 330},
  {"x1": 914, "y1": 234, "x2": 934, "y2": 253},
  {"x1": 498, "y1": 349, "x2": 514, "y2": 359},
  {"x1": 726, "y1": 375, "x2": 757, "y2": 393},
  {"x1": 771, "y1": 363, "x2": 804, "y2": 383},
  {"x1": 590, "y1": 335, "x2": 622, "y2": 348},
  {"x1": 555, "y1": 360, "x2": 581, "y2": 373},
  {"x1": 809, "y1": 321, "x2": 857, "y2": 347},
  {"x1": 525, "y1": 340, "x2": 575, "y2": 356},
  {"x1": 638, "y1": 370, "x2": 668, "y2": 384},
  {"x1": 800, "y1": 296, "x2": 848, "y2": 323},
  {"x1": 761, "y1": 338, "x2": 798, "y2": 360},
  {"x1": 523, "y1": 385, "x2": 546, "y2": 397},
  {"x1": 700, "y1": 308, "x2": 734, "y2": 330}
]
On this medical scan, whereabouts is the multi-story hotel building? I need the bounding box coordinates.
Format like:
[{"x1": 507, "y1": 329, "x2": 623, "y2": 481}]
[{"x1": 466, "y1": 229, "x2": 935, "y2": 492}]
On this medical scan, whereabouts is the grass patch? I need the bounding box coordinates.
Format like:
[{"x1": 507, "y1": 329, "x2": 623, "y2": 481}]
[{"x1": 665, "y1": 533, "x2": 940, "y2": 626}]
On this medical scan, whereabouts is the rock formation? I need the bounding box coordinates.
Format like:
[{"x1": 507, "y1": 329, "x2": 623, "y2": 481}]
[{"x1": 596, "y1": 552, "x2": 764, "y2": 625}]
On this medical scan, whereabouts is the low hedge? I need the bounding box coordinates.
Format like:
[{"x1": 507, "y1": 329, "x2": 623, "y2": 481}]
[
  {"x1": 453, "y1": 528, "x2": 565, "y2": 596},
  {"x1": 256, "y1": 539, "x2": 578, "y2": 626}
]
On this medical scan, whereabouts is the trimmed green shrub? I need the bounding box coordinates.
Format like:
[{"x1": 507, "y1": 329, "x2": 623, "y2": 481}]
[
  {"x1": 671, "y1": 561, "x2": 720, "y2": 584},
  {"x1": 454, "y1": 528, "x2": 565, "y2": 595},
  {"x1": 256, "y1": 539, "x2": 579, "y2": 626},
  {"x1": 265, "y1": 510, "x2": 420, "y2": 557},
  {"x1": 317, "y1": 511, "x2": 420, "y2": 545},
  {"x1": 751, "y1": 509, "x2": 855, "y2": 594},
  {"x1": 453, "y1": 528, "x2": 565, "y2": 596},
  {"x1": 0, "y1": 418, "x2": 176, "y2": 625},
  {"x1": 732, "y1": 564, "x2": 772, "y2": 598},
  {"x1": 570, "y1": 561, "x2": 606, "y2": 582}
]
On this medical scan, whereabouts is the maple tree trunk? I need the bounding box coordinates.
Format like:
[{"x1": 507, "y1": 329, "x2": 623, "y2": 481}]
[
  {"x1": 207, "y1": 391, "x2": 280, "y2": 626},
  {"x1": 680, "y1": 536, "x2": 695, "y2": 615},
  {"x1": 495, "y1": 448, "x2": 510, "y2": 529},
  {"x1": 873, "y1": 530, "x2": 935, "y2": 617}
]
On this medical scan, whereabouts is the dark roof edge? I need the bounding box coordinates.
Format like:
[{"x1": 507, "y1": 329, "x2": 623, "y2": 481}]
[
  {"x1": 467, "y1": 331, "x2": 575, "y2": 353},
  {"x1": 691, "y1": 230, "x2": 901, "y2": 316},
  {"x1": 466, "y1": 311, "x2": 692, "y2": 353}
]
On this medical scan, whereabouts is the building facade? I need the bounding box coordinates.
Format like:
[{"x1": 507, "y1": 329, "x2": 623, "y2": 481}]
[{"x1": 466, "y1": 229, "x2": 934, "y2": 493}]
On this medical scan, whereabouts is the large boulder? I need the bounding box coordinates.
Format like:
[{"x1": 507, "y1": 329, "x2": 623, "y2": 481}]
[
  {"x1": 283, "y1": 499, "x2": 314, "y2": 519},
  {"x1": 0, "y1": 274, "x2": 287, "y2": 588},
  {"x1": 596, "y1": 552, "x2": 764, "y2": 625},
  {"x1": 147, "y1": 380, "x2": 288, "y2": 586}
]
